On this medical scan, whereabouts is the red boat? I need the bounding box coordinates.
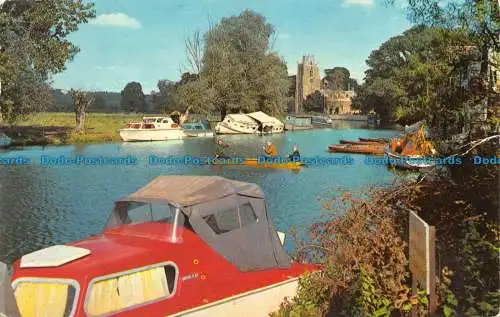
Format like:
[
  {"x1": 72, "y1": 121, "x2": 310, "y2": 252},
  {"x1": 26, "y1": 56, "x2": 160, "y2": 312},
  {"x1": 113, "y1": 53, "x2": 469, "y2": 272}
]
[{"x1": 8, "y1": 176, "x2": 316, "y2": 317}]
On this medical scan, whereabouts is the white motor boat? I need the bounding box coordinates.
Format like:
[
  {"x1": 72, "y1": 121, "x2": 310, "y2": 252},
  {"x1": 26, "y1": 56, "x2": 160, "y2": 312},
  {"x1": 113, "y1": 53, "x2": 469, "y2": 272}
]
[
  {"x1": 119, "y1": 117, "x2": 186, "y2": 141},
  {"x1": 215, "y1": 112, "x2": 284, "y2": 135},
  {"x1": 215, "y1": 114, "x2": 259, "y2": 134}
]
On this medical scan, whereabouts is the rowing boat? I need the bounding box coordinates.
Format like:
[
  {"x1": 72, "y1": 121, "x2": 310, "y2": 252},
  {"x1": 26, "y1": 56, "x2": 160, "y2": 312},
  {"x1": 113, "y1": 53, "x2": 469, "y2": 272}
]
[
  {"x1": 328, "y1": 144, "x2": 385, "y2": 155},
  {"x1": 243, "y1": 158, "x2": 303, "y2": 170},
  {"x1": 358, "y1": 137, "x2": 390, "y2": 143},
  {"x1": 339, "y1": 139, "x2": 384, "y2": 145},
  {"x1": 211, "y1": 158, "x2": 303, "y2": 170},
  {"x1": 385, "y1": 150, "x2": 436, "y2": 170}
]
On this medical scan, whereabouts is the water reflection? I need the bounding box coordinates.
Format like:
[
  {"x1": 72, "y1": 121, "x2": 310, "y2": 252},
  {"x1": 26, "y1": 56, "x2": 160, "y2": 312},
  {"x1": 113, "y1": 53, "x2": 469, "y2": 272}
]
[{"x1": 0, "y1": 126, "x2": 400, "y2": 263}]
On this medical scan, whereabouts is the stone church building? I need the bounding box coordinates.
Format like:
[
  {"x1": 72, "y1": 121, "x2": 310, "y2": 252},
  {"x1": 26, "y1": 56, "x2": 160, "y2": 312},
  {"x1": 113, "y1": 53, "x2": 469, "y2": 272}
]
[{"x1": 292, "y1": 55, "x2": 356, "y2": 115}]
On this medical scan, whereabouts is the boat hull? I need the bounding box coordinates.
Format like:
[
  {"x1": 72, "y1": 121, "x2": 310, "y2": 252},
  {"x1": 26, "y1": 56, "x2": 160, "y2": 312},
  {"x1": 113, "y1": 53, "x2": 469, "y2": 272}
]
[
  {"x1": 385, "y1": 151, "x2": 436, "y2": 170},
  {"x1": 211, "y1": 158, "x2": 303, "y2": 170},
  {"x1": 185, "y1": 131, "x2": 214, "y2": 138},
  {"x1": 215, "y1": 123, "x2": 284, "y2": 135},
  {"x1": 340, "y1": 139, "x2": 385, "y2": 145},
  {"x1": 119, "y1": 129, "x2": 186, "y2": 141},
  {"x1": 328, "y1": 144, "x2": 385, "y2": 155},
  {"x1": 172, "y1": 277, "x2": 299, "y2": 317},
  {"x1": 359, "y1": 137, "x2": 390, "y2": 143}
]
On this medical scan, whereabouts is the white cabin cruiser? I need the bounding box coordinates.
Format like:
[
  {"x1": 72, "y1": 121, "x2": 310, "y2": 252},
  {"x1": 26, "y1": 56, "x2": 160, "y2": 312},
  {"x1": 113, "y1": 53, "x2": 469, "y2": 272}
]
[
  {"x1": 215, "y1": 112, "x2": 284, "y2": 135},
  {"x1": 119, "y1": 117, "x2": 186, "y2": 141}
]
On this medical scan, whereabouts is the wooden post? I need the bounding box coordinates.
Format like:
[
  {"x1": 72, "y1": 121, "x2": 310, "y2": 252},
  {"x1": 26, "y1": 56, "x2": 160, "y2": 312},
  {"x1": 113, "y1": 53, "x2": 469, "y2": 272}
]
[{"x1": 409, "y1": 211, "x2": 437, "y2": 316}]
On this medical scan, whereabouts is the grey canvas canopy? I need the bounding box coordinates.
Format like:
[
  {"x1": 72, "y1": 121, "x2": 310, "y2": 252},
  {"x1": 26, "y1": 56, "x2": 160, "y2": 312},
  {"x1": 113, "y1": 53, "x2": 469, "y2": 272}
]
[{"x1": 105, "y1": 176, "x2": 291, "y2": 272}]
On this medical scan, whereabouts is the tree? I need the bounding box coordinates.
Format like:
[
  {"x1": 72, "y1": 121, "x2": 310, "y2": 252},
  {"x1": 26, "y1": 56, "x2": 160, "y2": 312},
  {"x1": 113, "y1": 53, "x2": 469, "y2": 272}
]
[
  {"x1": 151, "y1": 80, "x2": 177, "y2": 113},
  {"x1": 71, "y1": 89, "x2": 95, "y2": 133},
  {"x1": 304, "y1": 90, "x2": 325, "y2": 112},
  {"x1": 198, "y1": 10, "x2": 290, "y2": 117},
  {"x1": 89, "y1": 94, "x2": 107, "y2": 112},
  {"x1": 185, "y1": 30, "x2": 204, "y2": 74},
  {"x1": 0, "y1": 0, "x2": 95, "y2": 122},
  {"x1": 176, "y1": 78, "x2": 216, "y2": 115},
  {"x1": 359, "y1": 26, "x2": 468, "y2": 128},
  {"x1": 324, "y1": 67, "x2": 351, "y2": 91},
  {"x1": 120, "y1": 82, "x2": 148, "y2": 113},
  {"x1": 385, "y1": 0, "x2": 499, "y2": 136}
]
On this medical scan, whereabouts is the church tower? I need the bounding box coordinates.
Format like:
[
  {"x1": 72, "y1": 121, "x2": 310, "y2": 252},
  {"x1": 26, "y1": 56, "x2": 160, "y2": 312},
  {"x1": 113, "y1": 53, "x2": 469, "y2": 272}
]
[{"x1": 295, "y1": 55, "x2": 321, "y2": 113}]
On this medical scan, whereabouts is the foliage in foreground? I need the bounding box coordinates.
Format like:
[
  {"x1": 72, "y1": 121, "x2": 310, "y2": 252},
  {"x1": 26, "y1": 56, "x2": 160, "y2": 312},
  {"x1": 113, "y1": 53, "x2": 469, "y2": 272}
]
[{"x1": 271, "y1": 159, "x2": 499, "y2": 317}]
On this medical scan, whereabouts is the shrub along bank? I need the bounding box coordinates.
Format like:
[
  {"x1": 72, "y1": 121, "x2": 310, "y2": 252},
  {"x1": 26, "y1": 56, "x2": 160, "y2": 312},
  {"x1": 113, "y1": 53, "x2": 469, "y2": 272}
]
[{"x1": 271, "y1": 152, "x2": 499, "y2": 317}]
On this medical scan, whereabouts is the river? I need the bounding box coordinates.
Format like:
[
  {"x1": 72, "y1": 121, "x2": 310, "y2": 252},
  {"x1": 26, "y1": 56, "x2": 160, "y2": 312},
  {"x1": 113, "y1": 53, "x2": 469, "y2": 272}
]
[{"x1": 0, "y1": 124, "x2": 400, "y2": 264}]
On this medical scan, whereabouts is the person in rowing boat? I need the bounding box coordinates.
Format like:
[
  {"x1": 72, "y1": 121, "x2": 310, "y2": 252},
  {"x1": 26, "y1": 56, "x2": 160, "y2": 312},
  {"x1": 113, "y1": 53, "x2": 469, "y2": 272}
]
[
  {"x1": 395, "y1": 140, "x2": 403, "y2": 154},
  {"x1": 215, "y1": 139, "x2": 230, "y2": 159},
  {"x1": 288, "y1": 144, "x2": 300, "y2": 162},
  {"x1": 263, "y1": 140, "x2": 278, "y2": 157}
]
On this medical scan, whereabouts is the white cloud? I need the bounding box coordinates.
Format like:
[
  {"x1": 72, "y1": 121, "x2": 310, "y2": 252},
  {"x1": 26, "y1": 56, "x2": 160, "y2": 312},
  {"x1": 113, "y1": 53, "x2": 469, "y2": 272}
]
[
  {"x1": 91, "y1": 13, "x2": 142, "y2": 29},
  {"x1": 342, "y1": 0, "x2": 375, "y2": 7}
]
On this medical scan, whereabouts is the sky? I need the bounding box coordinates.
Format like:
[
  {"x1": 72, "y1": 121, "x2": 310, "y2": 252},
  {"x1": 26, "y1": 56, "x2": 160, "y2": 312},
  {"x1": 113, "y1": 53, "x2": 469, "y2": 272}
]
[{"x1": 50, "y1": 0, "x2": 412, "y2": 92}]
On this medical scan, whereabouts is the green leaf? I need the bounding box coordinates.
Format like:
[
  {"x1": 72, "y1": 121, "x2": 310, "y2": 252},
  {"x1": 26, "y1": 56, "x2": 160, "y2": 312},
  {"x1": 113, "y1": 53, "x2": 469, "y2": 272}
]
[
  {"x1": 373, "y1": 307, "x2": 390, "y2": 317},
  {"x1": 443, "y1": 305, "x2": 455, "y2": 317}
]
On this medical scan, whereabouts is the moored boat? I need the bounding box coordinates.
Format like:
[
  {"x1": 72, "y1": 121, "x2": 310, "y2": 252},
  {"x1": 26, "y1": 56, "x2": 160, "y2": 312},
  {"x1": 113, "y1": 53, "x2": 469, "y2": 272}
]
[
  {"x1": 0, "y1": 132, "x2": 12, "y2": 148},
  {"x1": 182, "y1": 122, "x2": 214, "y2": 138},
  {"x1": 358, "y1": 137, "x2": 390, "y2": 143},
  {"x1": 215, "y1": 112, "x2": 284, "y2": 135},
  {"x1": 9, "y1": 176, "x2": 316, "y2": 317},
  {"x1": 311, "y1": 116, "x2": 332, "y2": 127},
  {"x1": 119, "y1": 116, "x2": 186, "y2": 141},
  {"x1": 328, "y1": 144, "x2": 385, "y2": 155},
  {"x1": 339, "y1": 139, "x2": 384, "y2": 145},
  {"x1": 385, "y1": 150, "x2": 436, "y2": 171},
  {"x1": 210, "y1": 157, "x2": 303, "y2": 170}
]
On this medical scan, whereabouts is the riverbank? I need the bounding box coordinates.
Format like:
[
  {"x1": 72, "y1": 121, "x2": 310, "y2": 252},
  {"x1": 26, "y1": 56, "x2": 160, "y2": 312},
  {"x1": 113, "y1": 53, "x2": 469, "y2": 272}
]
[
  {"x1": 271, "y1": 151, "x2": 500, "y2": 316},
  {"x1": 0, "y1": 112, "x2": 142, "y2": 146}
]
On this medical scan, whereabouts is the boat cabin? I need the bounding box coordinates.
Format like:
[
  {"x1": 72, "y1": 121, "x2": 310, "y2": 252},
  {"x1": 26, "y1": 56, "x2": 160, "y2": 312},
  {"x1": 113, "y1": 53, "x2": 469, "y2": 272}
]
[
  {"x1": 122, "y1": 117, "x2": 180, "y2": 130},
  {"x1": 10, "y1": 176, "x2": 306, "y2": 317}
]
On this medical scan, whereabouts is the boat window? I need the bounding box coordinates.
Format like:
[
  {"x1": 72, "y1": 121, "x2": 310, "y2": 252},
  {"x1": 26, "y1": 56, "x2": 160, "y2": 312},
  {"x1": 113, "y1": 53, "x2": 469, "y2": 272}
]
[
  {"x1": 13, "y1": 278, "x2": 79, "y2": 317},
  {"x1": 203, "y1": 203, "x2": 258, "y2": 235},
  {"x1": 127, "y1": 202, "x2": 175, "y2": 223},
  {"x1": 156, "y1": 119, "x2": 162, "y2": 123},
  {"x1": 162, "y1": 120, "x2": 169, "y2": 123},
  {"x1": 85, "y1": 262, "x2": 178, "y2": 317}
]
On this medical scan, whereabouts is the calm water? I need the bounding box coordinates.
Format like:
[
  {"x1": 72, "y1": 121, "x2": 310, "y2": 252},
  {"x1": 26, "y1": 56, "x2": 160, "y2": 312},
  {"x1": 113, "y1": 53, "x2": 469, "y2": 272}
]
[{"x1": 0, "y1": 124, "x2": 400, "y2": 264}]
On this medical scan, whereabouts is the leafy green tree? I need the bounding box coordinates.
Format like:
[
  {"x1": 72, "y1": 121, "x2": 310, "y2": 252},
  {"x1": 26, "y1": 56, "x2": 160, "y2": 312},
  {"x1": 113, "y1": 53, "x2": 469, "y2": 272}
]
[
  {"x1": 324, "y1": 67, "x2": 351, "y2": 91},
  {"x1": 385, "y1": 0, "x2": 499, "y2": 136},
  {"x1": 359, "y1": 26, "x2": 470, "y2": 130},
  {"x1": 151, "y1": 80, "x2": 178, "y2": 114},
  {"x1": 120, "y1": 82, "x2": 148, "y2": 113},
  {"x1": 89, "y1": 94, "x2": 107, "y2": 112},
  {"x1": 199, "y1": 10, "x2": 290, "y2": 117},
  {"x1": 0, "y1": 0, "x2": 95, "y2": 123}
]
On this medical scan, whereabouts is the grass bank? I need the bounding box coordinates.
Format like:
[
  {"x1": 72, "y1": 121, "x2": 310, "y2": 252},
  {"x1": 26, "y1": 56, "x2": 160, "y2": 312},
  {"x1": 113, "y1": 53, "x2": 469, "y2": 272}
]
[{"x1": 0, "y1": 112, "x2": 143, "y2": 146}]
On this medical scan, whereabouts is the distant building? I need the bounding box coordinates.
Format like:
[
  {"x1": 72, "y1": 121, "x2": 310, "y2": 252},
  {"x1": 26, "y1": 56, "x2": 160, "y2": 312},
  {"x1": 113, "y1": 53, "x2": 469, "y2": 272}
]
[
  {"x1": 294, "y1": 55, "x2": 356, "y2": 115},
  {"x1": 295, "y1": 55, "x2": 321, "y2": 113}
]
